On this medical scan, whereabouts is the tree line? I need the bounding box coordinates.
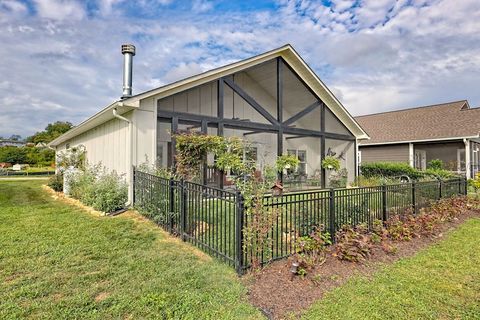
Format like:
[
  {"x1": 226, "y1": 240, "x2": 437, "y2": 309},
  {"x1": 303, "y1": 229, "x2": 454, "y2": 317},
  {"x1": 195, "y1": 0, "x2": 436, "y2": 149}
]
[{"x1": 0, "y1": 121, "x2": 72, "y2": 166}]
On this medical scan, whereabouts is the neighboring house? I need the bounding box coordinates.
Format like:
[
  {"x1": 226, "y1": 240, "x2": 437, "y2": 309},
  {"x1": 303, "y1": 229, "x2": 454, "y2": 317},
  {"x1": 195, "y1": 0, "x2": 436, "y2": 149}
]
[
  {"x1": 0, "y1": 162, "x2": 12, "y2": 168},
  {"x1": 0, "y1": 139, "x2": 25, "y2": 147},
  {"x1": 355, "y1": 100, "x2": 480, "y2": 178},
  {"x1": 49, "y1": 44, "x2": 369, "y2": 202},
  {"x1": 12, "y1": 164, "x2": 28, "y2": 171},
  {"x1": 35, "y1": 142, "x2": 48, "y2": 148}
]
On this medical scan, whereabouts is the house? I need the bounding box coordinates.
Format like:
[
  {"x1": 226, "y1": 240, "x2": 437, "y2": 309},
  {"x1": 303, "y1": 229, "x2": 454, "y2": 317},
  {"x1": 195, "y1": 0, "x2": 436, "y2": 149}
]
[
  {"x1": 35, "y1": 142, "x2": 48, "y2": 148},
  {"x1": 355, "y1": 100, "x2": 480, "y2": 178},
  {"x1": 0, "y1": 162, "x2": 12, "y2": 168},
  {"x1": 12, "y1": 164, "x2": 28, "y2": 171},
  {"x1": 0, "y1": 139, "x2": 25, "y2": 147},
  {"x1": 49, "y1": 44, "x2": 369, "y2": 202}
]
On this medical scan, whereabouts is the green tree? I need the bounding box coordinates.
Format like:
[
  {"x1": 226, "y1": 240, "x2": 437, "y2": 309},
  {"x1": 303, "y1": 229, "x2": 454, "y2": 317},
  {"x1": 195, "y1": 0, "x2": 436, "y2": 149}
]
[
  {"x1": 0, "y1": 147, "x2": 28, "y2": 164},
  {"x1": 9, "y1": 135, "x2": 22, "y2": 141},
  {"x1": 27, "y1": 121, "x2": 73, "y2": 144}
]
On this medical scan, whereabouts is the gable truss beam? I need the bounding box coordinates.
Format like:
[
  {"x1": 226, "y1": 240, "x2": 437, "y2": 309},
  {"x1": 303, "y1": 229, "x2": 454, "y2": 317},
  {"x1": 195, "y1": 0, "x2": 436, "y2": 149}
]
[
  {"x1": 223, "y1": 77, "x2": 279, "y2": 125},
  {"x1": 283, "y1": 101, "x2": 322, "y2": 126}
]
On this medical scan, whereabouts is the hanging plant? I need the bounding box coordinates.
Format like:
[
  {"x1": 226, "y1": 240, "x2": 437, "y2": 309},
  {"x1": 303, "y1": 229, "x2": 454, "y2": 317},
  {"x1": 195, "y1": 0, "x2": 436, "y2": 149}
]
[
  {"x1": 275, "y1": 154, "x2": 300, "y2": 173},
  {"x1": 322, "y1": 156, "x2": 340, "y2": 171}
]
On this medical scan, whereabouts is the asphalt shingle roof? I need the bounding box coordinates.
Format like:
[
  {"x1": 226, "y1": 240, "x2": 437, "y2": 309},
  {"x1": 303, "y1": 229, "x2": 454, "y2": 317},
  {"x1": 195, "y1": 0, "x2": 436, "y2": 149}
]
[{"x1": 355, "y1": 100, "x2": 480, "y2": 145}]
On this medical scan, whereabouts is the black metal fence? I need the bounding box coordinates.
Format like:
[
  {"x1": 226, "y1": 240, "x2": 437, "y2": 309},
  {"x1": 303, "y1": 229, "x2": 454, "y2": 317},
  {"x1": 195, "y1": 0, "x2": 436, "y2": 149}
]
[{"x1": 133, "y1": 169, "x2": 467, "y2": 273}]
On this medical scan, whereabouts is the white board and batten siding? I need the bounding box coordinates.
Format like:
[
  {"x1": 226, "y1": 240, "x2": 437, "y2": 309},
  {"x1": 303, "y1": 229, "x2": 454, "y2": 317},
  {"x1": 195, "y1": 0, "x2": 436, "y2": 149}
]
[{"x1": 57, "y1": 113, "x2": 131, "y2": 177}]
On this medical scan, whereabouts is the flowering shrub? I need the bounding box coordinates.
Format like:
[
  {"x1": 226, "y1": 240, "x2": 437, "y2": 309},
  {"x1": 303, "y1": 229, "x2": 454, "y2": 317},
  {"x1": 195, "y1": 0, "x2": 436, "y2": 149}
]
[{"x1": 69, "y1": 165, "x2": 127, "y2": 213}]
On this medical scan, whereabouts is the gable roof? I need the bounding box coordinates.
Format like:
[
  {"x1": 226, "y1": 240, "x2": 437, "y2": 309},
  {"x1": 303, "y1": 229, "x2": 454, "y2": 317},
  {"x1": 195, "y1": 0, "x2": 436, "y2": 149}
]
[
  {"x1": 49, "y1": 44, "x2": 368, "y2": 147},
  {"x1": 355, "y1": 100, "x2": 480, "y2": 145}
]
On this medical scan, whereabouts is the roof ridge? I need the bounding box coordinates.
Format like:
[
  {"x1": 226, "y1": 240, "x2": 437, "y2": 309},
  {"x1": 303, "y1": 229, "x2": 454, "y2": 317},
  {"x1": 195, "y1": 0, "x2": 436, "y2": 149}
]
[
  {"x1": 354, "y1": 100, "x2": 467, "y2": 118},
  {"x1": 126, "y1": 43, "x2": 293, "y2": 100}
]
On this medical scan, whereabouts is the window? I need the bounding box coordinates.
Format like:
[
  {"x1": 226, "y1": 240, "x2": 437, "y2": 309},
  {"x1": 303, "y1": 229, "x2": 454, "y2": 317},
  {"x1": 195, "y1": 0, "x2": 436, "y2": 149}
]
[{"x1": 287, "y1": 149, "x2": 307, "y2": 175}]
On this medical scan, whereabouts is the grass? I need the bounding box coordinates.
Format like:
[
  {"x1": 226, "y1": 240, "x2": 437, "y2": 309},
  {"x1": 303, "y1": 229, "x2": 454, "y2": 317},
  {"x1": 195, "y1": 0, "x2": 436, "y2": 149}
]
[
  {"x1": 302, "y1": 217, "x2": 480, "y2": 320},
  {"x1": 0, "y1": 180, "x2": 261, "y2": 319}
]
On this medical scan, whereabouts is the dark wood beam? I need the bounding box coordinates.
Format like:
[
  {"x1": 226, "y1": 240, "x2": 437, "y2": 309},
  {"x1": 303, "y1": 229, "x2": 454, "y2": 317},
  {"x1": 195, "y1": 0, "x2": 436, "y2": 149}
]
[
  {"x1": 171, "y1": 117, "x2": 178, "y2": 170},
  {"x1": 285, "y1": 134, "x2": 310, "y2": 140},
  {"x1": 277, "y1": 57, "x2": 284, "y2": 182},
  {"x1": 157, "y1": 110, "x2": 354, "y2": 140},
  {"x1": 223, "y1": 77, "x2": 279, "y2": 125},
  {"x1": 243, "y1": 130, "x2": 263, "y2": 136},
  {"x1": 283, "y1": 101, "x2": 322, "y2": 126},
  {"x1": 321, "y1": 104, "x2": 326, "y2": 188},
  {"x1": 217, "y1": 79, "x2": 224, "y2": 136},
  {"x1": 217, "y1": 79, "x2": 224, "y2": 189}
]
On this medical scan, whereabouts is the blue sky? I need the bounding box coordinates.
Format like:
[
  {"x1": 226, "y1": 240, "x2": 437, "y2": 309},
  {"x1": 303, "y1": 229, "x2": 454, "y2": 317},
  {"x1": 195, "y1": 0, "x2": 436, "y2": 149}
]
[{"x1": 1, "y1": 0, "x2": 480, "y2": 137}]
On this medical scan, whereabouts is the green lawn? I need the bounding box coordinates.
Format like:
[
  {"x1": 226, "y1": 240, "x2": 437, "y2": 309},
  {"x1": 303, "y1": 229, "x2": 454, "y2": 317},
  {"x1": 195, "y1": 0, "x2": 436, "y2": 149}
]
[
  {"x1": 0, "y1": 180, "x2": 261, "y2": 319},
  {"x1": 302, "y1": 217, "x2": 480, "y2": 320}
]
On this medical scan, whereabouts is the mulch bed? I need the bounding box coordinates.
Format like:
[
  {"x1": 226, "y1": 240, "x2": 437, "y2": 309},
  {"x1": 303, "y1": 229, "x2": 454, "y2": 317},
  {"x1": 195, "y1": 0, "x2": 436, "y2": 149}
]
[{"x1": 244, "y1": 210, "x2": 480, "y2": 320}]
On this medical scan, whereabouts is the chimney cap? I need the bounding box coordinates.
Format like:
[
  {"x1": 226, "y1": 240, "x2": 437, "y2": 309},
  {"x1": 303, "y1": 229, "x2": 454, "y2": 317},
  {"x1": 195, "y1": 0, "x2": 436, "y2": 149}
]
[{"x1": 121, "y1": 44, "x2": 136, "y2": 56}]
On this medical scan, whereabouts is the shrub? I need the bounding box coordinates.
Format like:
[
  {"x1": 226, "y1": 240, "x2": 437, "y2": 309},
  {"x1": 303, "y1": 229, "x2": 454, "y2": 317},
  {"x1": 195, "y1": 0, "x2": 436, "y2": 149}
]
[
  {"x1": 47, "y1": 173, "x2": 63, "y2": 192},
  {"x1": 292, "y1": 227, "x2": 331, "y2": 274},
  {"x1": 69, "y1": 165, "x2": 98, "y2": 204},
  {"x1": 360, "y1": 162, "x2": 423, "y2": 180},
  {"x1": 423, "y1": 168, "x2": 457, "y2": 180},
  {"x1": 384, "y1": 213, "x2": 418, "y2": 241},
  {"x1": 91, "y1": 171, "x2": 128, "y2": 213},
  {"x1": 471, "y1": 172, "x2": 480, "y2": 191},
  {"x1": 334, "y1": 224, "x2": 372, "y2": 262},
  {"x1": 427, "y1": 159, "x2": 443, "y2": 170},
  {"x1": 69, "y1": 165, "x2": 127, "y2": 213}
]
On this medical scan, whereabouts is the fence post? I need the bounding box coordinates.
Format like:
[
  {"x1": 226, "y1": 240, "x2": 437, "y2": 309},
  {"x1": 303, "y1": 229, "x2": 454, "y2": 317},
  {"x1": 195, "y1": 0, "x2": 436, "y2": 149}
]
[
  {"x1": 329, "y1": 188, "x2": 335, "y2": 243},
  {"x1": 411, "y1": 181, "x2": 416, "y2": 214},
  {"x1": 438, "y1": 178, "x2": 442, "y2": 200},
  {"x1": 235, "y1": 190, "x2": 245, "y2": 275},
  {"x1": 464, "y1": 177, "x2": 468, "y2": 195},
  {"x1": 180, "y1": 179, "x2": 187, "y2": 241},
  {"x1": 382, "y1": 183, "x2": 387, "y2": 222},
  {"x1": 169, "y1": 177, "x2": 175, "y2": 233}
]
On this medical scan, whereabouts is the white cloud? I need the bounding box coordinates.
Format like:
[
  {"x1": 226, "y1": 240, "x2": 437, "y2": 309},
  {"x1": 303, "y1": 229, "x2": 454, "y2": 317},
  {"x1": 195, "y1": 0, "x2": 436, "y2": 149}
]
[
  {"x1": 33, "y1": 0, "x2": 86, "y2": 21},
  {"x1": 1, "y1": 0, "x2": 28, "y2": 14},
  {"x1": 192, "y1": 0, "x2": 214, "y2": 13},
  {"x1": 1, "y1": 0, "x2": 480, "y2": 137}
]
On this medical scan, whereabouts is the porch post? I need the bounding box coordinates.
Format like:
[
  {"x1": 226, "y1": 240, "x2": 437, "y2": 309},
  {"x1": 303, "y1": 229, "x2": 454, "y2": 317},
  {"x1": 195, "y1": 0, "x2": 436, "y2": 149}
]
[
  {"x1": 218, "y1": 79, "x2": 224, "y2": 189},
  {"x1": 201, "y1": 121, "x2": 208, "y2": 185},
  {"x1": 321, "y1": 104, "x2": 326, "y2": 189},
  {"x1": 277, "y1": 58, "x2": 283, "y2": 183},
  {"x1": 408, "y1": 143, "x2": 414, "y2": 168},
  {"x1": 465, "y1": 139, "x2": 471, "y2": 179}
]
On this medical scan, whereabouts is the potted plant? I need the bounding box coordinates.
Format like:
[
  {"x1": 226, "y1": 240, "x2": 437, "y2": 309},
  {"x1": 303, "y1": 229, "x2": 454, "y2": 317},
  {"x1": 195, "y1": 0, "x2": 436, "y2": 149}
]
[
  {"x1": 322, "y1": 156, "x2": 340, "y2": 171},
  {"x1": 276, "y1": 154, "x2": 300, "y2": 175}
]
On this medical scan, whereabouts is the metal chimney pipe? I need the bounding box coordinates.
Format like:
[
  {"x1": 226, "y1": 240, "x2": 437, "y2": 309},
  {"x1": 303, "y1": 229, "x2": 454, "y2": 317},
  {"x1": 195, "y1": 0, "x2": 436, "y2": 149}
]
[{"x1": 121, "y1": 44, "x2": 135, "y2": 99}]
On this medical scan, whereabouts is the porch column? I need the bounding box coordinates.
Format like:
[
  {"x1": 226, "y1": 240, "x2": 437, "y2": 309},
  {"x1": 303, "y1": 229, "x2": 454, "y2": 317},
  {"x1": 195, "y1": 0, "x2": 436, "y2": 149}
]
[
  {"x1": 408, "y1": 143, "x2": 414, "y2": 167},
  {"x1": 465, "y1": 139, "x2": 471, "y2": 179}
]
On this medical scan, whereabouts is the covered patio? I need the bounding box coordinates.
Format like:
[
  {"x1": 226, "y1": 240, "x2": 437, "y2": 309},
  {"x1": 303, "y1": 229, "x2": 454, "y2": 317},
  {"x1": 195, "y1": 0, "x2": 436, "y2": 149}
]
[{"x1": 156, "y1": 55, "x2": 360, "y2": 189}]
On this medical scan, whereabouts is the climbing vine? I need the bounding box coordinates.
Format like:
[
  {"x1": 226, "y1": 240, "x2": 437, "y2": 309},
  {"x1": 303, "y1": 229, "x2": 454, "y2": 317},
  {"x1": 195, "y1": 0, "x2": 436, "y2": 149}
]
[{"x1": 174, "y1": 132, "x2": 298, "y2": 269}]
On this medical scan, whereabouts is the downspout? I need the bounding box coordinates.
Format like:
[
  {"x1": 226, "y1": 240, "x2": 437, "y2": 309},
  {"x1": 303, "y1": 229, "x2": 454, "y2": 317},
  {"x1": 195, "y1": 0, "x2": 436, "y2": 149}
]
[{"x1": 113, "y1": 106, "x2": 133, "y2": 206}]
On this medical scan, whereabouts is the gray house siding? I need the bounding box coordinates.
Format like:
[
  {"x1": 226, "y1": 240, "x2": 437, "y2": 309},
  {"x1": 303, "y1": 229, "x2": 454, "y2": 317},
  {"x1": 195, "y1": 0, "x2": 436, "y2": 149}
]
[
  {"x1": 359, "y1": 144, "x2": 409, "y2": 164},
  {"x1": 414, "y1": 141, "x2": 464, "y2": 170}
]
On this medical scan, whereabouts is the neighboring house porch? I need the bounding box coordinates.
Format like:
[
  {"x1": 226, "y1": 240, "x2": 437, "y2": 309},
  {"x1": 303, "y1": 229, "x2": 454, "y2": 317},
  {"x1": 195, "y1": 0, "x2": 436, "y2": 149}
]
[{"x1": 356, "y1": 100, "x2": 480, "y2": 179}]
